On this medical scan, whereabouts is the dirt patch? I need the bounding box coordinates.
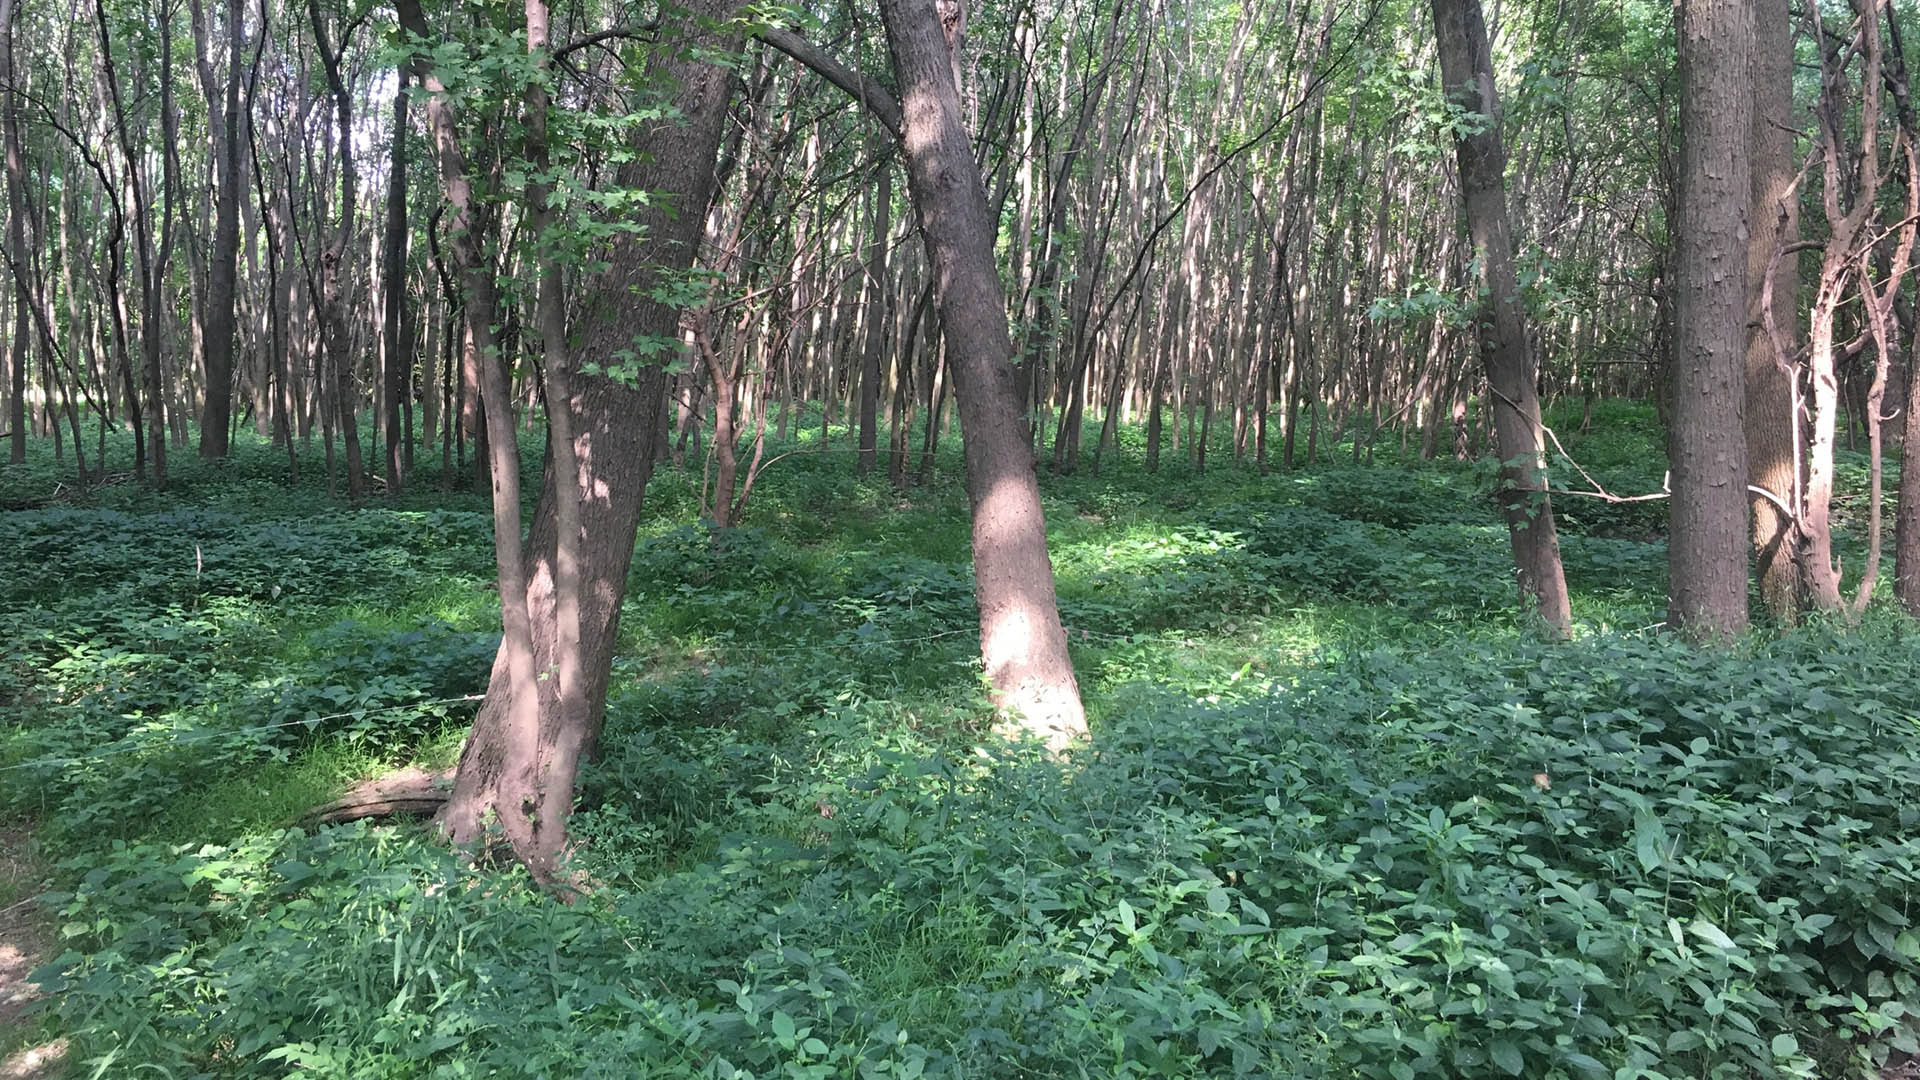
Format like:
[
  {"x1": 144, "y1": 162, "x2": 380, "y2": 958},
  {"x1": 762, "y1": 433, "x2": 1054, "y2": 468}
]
[{"x1": 0, "y1": 826, "x2": 65, "y2": 1079}]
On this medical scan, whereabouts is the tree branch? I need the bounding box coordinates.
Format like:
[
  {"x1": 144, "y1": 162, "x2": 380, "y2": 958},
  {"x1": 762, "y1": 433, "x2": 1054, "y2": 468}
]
[
  {"x1": 553, "y1": 22, "x2": 659, "y2": 62},
  {"x1": 756, "y1": 27, "x2": 903, "y2": 140}
]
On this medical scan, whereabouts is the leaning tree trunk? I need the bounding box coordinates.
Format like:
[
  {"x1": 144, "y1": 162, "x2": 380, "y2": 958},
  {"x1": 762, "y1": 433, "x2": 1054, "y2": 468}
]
[
  {"x1": 879, "y1": 0, "x2": 1088, "y2": 749},
  {"x1": 1431, "y1": 0, "x2": 1572, "y2": 637},
  {"x1": 429, "y1": 0, "x2": 741, "y2": 878},
  {"x1": 1667, "y1": 0, "x2": 1753, "y2": 638}
]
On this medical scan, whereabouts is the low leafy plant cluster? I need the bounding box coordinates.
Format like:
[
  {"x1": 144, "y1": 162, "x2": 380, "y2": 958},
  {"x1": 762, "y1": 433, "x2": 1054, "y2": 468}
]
[
  {"x1": 33, "y1": 627, "x2": 1920, "y2": 1078},
  {"x1": 13, "y1": 403, "x2": 1917, "y2": 1078},
  {"x1": 0, "y1": 501, "x2": 498, "y2": 843}
]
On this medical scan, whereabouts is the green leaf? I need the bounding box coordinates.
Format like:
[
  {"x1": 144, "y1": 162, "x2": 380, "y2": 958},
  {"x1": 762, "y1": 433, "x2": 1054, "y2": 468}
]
[
  {"x1": 1689, "y1": 918, "x2": 1735, "y2": 950},
  {"x1": 1770, "y1": 1033, "x2": 1799, "y2": 1058},
  {"x1": 1489, "y1": 1039, "x2": 1524, "y2": 1075},
  {"x1": 1666, "y1": 1030, "x2": 1706, "y2": 1052},
  {"x1": 1633, "y1": 809, "x2": 1668, "y2": 873}
]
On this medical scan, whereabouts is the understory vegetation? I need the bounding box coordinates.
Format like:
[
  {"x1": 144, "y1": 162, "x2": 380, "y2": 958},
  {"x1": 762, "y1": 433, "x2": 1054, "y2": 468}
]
[{"x1": 4, "y1": 403, "x2": 1918, "y2": 1079}]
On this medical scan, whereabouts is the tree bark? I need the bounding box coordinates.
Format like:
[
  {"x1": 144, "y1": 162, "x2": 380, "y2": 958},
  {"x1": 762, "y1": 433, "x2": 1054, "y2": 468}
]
[
  {"x1": 879, "y1": 0, "x2": 1087, "y2": 749},
  {"x1": 428, "y1": 0, "x2": 741, "y2": 878},
  {"x1": 381, "y1": 68, "x2": 410, "y2": 493},
  {"x1": 2, "y1": 0, "x2": 27, "y2": 465},
  {"x1": 191, "y1": 0, "x2": 244, "y2": 459},
  {"x1": 309, "y1": 0, "x2": 363, "y2": 498},
  {"x1": 1746, "y1": 0, "x2": 1797, "y2": 622},
  {"x1": 1888, "y1": 5, "x2": 1920, "y2": 615},
  {"x1": 1431, "y1": 0, "x2": 1572, "y2": 637},
  {"x1": 856, "y1": 152, "x2": 892, "y2": 475},
  {"x1": 1667, "y1": 0, "x2": 1753, "y2": 638}
]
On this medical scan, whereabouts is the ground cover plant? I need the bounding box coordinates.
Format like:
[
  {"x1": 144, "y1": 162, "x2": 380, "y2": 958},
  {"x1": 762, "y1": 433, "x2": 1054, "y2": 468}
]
[{"x1": 3, "y1": 406, "x2": 1918, "y2": 1079}]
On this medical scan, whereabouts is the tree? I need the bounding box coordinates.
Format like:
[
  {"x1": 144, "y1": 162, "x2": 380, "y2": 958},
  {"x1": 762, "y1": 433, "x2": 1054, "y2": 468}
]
[
  {"x1": 307, "y1": 0, "x2": 364, "y2": 499},
  {"x1": 380, "y1": 65, "x2": 410, "y2": 493},
  {"x1": 1430, "y1": 0, "x2": 1572, "y2": 637},
  {"x1": 429, "y1": 0, "x2": 743, "y2": 880},
  {"x1": 187, "y1": 0, "x2": 245, "y2": 459},
  {"x1": 1746, "y1": 0, "x2": 1797, "y2": 623},
  {"x1": 2, "y1": 0, "x2": 28, "y2": 465},
  {"x1": 1666, "y1": 0, "x2": 1752, "y2": 638},
  {"x1": 876, "y1": 0, "x2": 1088, "y2": 749}
]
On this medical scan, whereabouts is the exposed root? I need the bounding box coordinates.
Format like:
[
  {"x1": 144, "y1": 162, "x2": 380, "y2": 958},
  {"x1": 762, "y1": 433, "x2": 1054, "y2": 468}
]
[{"x1": 300, "y1": 766, "x2": 453, "y2": 826}]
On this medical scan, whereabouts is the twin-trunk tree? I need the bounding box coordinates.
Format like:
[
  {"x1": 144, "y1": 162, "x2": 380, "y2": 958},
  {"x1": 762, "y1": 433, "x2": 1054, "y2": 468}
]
[{"x1": 434, "y1": 0, "x2": 1087, "y2": 878}]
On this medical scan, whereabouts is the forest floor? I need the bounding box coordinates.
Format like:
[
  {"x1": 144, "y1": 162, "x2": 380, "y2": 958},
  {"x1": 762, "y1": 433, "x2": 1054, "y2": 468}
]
[
  {"x1": 1, "y1": 400, "x2": 1917, "y2": 1078},
  {"x1": 0, "y1": 828, "x2": 63, "y2": 1080}
]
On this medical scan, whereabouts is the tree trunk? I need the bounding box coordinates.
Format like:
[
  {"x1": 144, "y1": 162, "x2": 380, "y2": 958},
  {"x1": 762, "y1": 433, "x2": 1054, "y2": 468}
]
[
  {"x1": 879, "y1": 0, "x2": 1087, "y2": 749},
  {"x1": 856, "y1": 152, "x2": 892, "y2": 475},
  {"x1": 428, "y1": 0, "x2": 740, "y2": 877},
  {"x1": 1431, "y1": 0, "x2": 1572, "y2": 637},
  {"x1": 1888, "y1": 7, "x2": 1920, "y2": 615},
  {"x1": 1746, "y1": 0, "x2": 1797, "y2": 622},
  {"x1": 1666, "y1": 0, "x2": 1753, "y2": 637},
  {"x1": 310, "y1": 0, "x2": 363, "y2": 497},
  {"x1": 192, "y1": 0, "x2": 244, "y2": 459},
  {"x1": 1, "y1": 0, "x2": 26, "y2": 466},
  {"x1": 381, "y1": 68, "x2": 410, "y2": 493}
]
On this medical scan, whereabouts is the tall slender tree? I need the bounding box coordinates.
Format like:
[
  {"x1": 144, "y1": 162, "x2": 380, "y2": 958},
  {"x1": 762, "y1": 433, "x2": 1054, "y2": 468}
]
[
  {"x1": 189, "y1": 0, "x2": 245, "y2": 458},
  {"x1": 877, "y1": 0, "x2": 1088, "y2": 748},
  {"x1": 1430, "y1": 0, "x2": 1572, "y2": 637},
  {"x1": 1746, "y1": 0, "x2": 1797, "y2": 622},
  {"x1": 429, "y1": 0, "x2": 743, "y2": 879},
  {"x1": 1, "y1": 0, "x2": 28, "y2": 465}
]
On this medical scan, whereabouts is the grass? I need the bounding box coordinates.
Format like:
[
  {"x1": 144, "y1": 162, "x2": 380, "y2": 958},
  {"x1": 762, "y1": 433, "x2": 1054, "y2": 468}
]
[{"x1": 3, "y1": 400, "x2": 1918, "y2": 1078}]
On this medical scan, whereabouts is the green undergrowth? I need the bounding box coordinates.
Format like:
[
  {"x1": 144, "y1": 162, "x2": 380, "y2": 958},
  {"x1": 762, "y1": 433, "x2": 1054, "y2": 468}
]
[
  {"x1": 29, "y1": 629, "x2": 1920, "y2": 1079},
  {"x1": 5, "y1": 402, "x2": 1918, "y2": 1078}
]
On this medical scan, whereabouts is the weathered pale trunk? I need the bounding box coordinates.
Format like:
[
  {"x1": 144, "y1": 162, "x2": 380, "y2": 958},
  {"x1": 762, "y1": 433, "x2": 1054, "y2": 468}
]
[
  {"x1": 1799, "y1": 0, "x2": 1888, "y2": 613},
  {"x1": 879, "y1": 0, "x2": 1086, "y2": 749}
]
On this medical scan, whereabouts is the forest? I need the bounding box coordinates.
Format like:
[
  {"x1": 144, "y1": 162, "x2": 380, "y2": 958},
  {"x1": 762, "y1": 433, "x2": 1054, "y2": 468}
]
[{"x1": 5, "y1": 0, "x2": 1920, "y2": 1074}]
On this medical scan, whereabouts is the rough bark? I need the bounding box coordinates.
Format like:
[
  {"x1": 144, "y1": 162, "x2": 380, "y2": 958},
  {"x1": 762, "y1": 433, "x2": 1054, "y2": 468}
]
[
  {"x1": 1431, "y1": 0, "x2": 1573, "y2": 637},
  {"x1": 192, "y1": 0, "x2": 244, "y2": 459},
  {"x1": 381, "y1": 68, "x2": 410, "y2": 493},
  {"x1": 430, "y1": 0, "x2": 740, "y2": 877},
  {"x1": 1667, "y1": 0, "x2": 1753, "y2": 637},
  {"x1": 879, "y1": 0, "x2": 1087, "y2": 749},
  {"x1": 2, "y1": 0, "x2": 27, "y2": 465},
  {"x1": 1746, "y1": 0, "x2": 1797, "y2": 622},
  {"x1": 856, "y1": 153, "x2": 892, "y2": 475}
]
